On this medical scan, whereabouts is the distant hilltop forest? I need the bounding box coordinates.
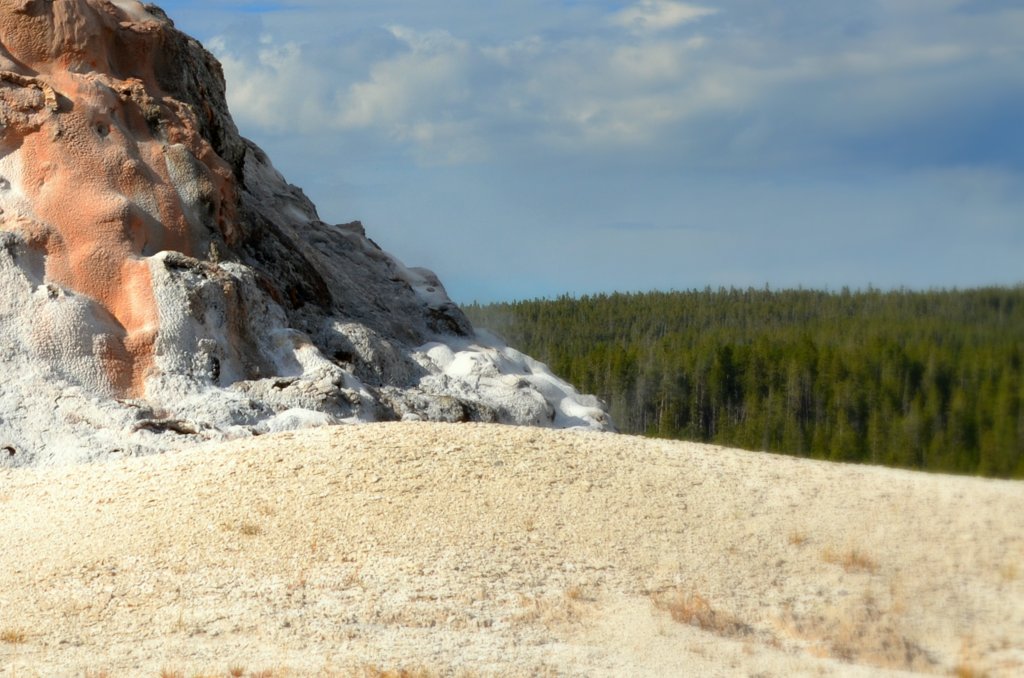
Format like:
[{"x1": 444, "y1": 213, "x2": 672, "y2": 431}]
[{"x1": 465, "y1": 286, "x2": 1024, "y2": 479}]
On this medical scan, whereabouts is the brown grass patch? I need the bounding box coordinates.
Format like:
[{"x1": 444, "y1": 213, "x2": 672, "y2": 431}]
[
  {"x1": 953, "y1": 664, "x2": 988, "y2": 678},
  {"x1": 354, "y1": 668, "x2": 437, "y2": 678},
  {"x1": 954, "y1": 636, "x2": 992, "y2": 678},
  {"x1": 515, "y1": 587, "x2": 591, "y2": 628},
  {"x1": 1000, "y1": 562, "x2": 1019, "y2": 583},
  {"x1": 651, "y1": 589, "x2": 751, "y2": 637},
  {"x1": 780, "y1": 590, "x2": 937, "y2": 672},
  {"x1": 239, "y1": 521, "x2": 263, "y2": 537},
  {"x1": 347, "y1": 665, "x2": 484, "y2": 678},
  {"x1": 788, "y1": 531, "x2": 809, "y2": 547},
  {"x1": 0, "y1": 626, "x2": 27, "y2": 644},
  {"x1": 822, "y1": 546, "x2": 879, "y2": 573},
  {"x1": 565, "y1": 585, "x2": 587, "y2": 602}
]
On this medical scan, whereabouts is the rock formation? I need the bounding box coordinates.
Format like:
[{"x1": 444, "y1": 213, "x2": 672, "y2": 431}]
[{"x1": 0, "y1": 0, "x2": 609, "y2": 465}]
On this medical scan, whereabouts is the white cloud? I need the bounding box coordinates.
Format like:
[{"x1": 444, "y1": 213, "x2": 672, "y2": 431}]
[
  {"x1": 333, "y1": 27, "x2": 485, "y2": 163},
  {"x1": 611, "y1": 0, "x2": 717, "y2": 33},
  {"x1": 206, "y1": 0, "x2": 1022, "y2": 173},
  {"x1": 211, "y1": 22, "x2": 726, "y2": 161},
  {"x1": 336, "y1": 27, "x2": 470, "y2": 130},
  {"x1": 209, "y1": 36, "x2": 333, "y2": 132},
  {"x1": 608, "y1": 37, "x2": 707, "y2": 82}
]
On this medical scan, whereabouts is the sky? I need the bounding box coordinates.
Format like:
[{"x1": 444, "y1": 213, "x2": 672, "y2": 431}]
[{"x1": 154, "y1": 0, "x2": 1024, "y2": 303}]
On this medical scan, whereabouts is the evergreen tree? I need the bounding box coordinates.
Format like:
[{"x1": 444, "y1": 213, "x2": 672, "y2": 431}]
[{"x1": 465, "y1": 285, "x2": 1024, "y2": 479}]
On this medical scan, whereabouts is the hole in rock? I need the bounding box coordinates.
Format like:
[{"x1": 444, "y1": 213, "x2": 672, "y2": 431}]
[
  {"x1": 3, "y1": 446, "x2": 15, "y2": 457},
  {"x1": 332, "y1": 349, "x2": 355, "y2": 364}
]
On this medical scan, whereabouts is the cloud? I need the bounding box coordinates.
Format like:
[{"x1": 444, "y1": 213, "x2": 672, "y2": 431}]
[
  {"x1": 209, "y1": 35, "x2": 333, "y2": 131},
  {"x1": 204, "y1": 0, "x2": 1024, "y2": 174},
  {"x1": 611, "y1": 0, "x2": 717, "y2": 33},
  {"x1": 210, "y1": 23, "x2": 725, "y2": 162},
  {"x1": 333, "y1": 30, "x2": 462, "y2": 131},
  {"x1": 955, "y1": 0, "x2": 1024, "y2": 15}
]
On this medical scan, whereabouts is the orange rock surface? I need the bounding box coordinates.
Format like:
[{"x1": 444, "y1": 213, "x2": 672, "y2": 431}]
[{"x1": 0, "y1": 0, "x2": 236, "y2": 395}]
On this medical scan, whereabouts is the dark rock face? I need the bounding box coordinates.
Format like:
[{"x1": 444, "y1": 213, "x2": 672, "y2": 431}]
[{"x1": 0, "y1": 1, "x2": 610, "y2": 465}]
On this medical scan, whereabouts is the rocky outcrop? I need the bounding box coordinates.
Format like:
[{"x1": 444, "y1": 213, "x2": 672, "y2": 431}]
[{"x1": 0, "y1": 0, "x2": 609, "y2": 466}]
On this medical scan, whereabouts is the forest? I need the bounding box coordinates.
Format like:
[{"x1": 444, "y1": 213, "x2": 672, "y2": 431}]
[{"x1": 464, "y1": 286, "x2": 1024, "y2": 479}]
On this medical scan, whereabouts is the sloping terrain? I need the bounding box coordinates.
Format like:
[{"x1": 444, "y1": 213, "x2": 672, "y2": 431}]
[{"x1": 1, "y1": 423, "x2": 1022, "y2": 676}]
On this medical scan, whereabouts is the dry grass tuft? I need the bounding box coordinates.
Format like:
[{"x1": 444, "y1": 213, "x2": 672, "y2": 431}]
[
  {"x1": 239, "y1": 521, "x2": 263, "y2": 537},
  {"x1": 0, "y1": 626, "x2": 27, "y2": 644},
  {"x1": 515, "y1": 587, "x2": 592, "y2": 628},
  {"x1": 1000, "y1": 562, "x2": 1019, "y2": 583},
  {"x1": 565, "y1": 585, "x2": 587, "y2": 602},
  {"x1": 822, "y1": 546, "x2": 879, "y2": 573},
  {"x1": 954, "y1": 637, "x2": 991, "y2": 678},
  {"x1": 953, "y1": 664, "x2": 988, "y2": 678},
  {"x1": 355, "y1": 667, "x2": 437, "y2": 678},
  {"x1": 228, "y1": 665, "x2": 246, "y2": 677},
  {"x1": 347, "y1": 666, "x2": 483, "y2": 678},
  {"x1": 154, "y1": 670, "x2": 226, "y2": 678},
  {"x1": 781, "y1": 590, "x2": 937, "y2": 673},
  {"x1": 788, "y1": 531, "x2": 809, "y2": 547},
  {"x1": 651, "y1": 589, "x2": 751, "y2": 637}
]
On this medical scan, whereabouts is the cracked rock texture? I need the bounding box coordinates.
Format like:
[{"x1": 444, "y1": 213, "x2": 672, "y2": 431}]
[{"x1": 0, "y1": 0, "x2": 610, "y2": 465}]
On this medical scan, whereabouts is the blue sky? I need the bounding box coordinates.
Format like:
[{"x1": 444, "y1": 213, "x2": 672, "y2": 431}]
[{"x1": 155, "y1": 0, "x2": 1024, "y2": 303}]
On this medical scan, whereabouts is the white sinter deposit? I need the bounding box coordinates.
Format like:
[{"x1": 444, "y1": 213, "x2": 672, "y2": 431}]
[{"x1": 0, "y1": 0, "x2": 609, "y2": 466}]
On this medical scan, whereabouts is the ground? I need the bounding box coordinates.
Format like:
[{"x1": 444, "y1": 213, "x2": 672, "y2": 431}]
[{"x1": 1, "y1": 422, "x2": 1022, "y2": 676}]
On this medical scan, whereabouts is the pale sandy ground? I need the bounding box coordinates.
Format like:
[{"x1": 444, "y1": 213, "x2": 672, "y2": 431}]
[{"x1": 1, "y1": 422, "x2": 1022, "y2": 677}]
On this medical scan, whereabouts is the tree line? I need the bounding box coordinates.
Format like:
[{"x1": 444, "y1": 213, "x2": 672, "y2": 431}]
[{"x1": 464, "y1": 286, "x2": 1024, "y2": 479}]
